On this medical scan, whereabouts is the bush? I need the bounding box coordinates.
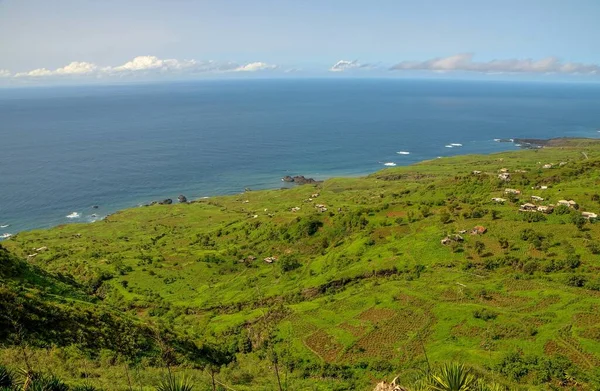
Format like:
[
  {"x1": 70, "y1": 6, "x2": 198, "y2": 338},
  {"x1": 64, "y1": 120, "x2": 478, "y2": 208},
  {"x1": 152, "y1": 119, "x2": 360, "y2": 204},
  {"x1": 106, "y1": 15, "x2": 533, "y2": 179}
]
[
  {"x1": 279, "y1": 255, "x2": 301, "y2": 272},
  {"x1": 473, "y1": 308, "x2": 498, "y2": 321},
  {"x1": 496, "y1": 351, "x2": 538, "y2": 381},
  {"x1": 565, "y1": 275, "x2": 586, "y2": 287},
  {"x1": 523, "y1": 260, "x2": 538, "y2": 275}
]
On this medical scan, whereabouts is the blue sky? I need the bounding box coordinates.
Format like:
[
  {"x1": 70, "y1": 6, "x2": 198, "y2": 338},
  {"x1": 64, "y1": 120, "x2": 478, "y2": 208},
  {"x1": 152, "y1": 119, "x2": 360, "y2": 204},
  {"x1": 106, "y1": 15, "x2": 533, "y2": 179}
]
[{"x1": 1, "y1": 0, "x2": 600, "y2": 84}]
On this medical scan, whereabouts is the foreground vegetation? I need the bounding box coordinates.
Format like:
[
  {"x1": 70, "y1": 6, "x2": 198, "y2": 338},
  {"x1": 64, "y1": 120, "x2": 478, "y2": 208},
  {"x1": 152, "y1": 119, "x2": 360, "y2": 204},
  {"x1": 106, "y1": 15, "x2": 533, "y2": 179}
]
[{"x1": 2, "y1": 138, "x2": 600, "y2": 390}]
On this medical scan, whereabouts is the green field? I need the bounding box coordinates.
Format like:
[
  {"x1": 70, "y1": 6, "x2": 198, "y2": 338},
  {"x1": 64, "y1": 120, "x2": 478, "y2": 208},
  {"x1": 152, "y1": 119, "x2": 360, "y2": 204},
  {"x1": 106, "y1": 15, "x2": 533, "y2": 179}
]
[{"x1": 2, "y1": 138, "x2": 600, "y2": 390}]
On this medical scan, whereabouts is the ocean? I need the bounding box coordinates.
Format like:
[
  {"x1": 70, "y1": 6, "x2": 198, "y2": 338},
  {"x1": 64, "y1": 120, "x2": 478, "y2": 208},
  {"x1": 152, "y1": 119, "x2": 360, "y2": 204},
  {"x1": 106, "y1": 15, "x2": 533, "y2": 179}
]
[{"x1": 1, "y1": 78, "x2": 600, "y2": 236}]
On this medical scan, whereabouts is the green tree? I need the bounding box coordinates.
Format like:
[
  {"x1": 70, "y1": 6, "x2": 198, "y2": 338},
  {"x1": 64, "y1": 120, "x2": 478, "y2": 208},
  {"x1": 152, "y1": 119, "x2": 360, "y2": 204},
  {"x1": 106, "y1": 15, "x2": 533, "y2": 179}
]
[
  {"x1": 474, "y1": 241, "x2": 486, "y2": 256},
  {"x1": 571, "y1": 215, "x2": 586, "y2": 230}
]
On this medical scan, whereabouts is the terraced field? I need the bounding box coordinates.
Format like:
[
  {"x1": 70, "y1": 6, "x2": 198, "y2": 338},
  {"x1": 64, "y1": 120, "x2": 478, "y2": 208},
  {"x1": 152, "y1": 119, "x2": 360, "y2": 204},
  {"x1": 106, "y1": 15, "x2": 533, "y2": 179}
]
[{"x1": 2, "y1": 138, "x2": 600, "y2": 390}]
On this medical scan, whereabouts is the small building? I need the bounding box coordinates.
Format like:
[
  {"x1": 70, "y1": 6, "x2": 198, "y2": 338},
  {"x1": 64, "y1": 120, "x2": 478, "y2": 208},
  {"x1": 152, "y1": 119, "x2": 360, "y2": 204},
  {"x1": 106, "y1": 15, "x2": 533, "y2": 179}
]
[
  {"x1": 441, "y1": 235, "x2": 464, "y2": 245},
  {"x1": 498, "y1": 173, "x2": 511, "y2": 181},
  {"x1": 537, "y1": 205, "x2": 553, "y2": 214},
  {"x1": 582, "y1": 212, "x2": 598, "y2": 219},
  {"x1": 543, "y1": 163, "x2": 553, "y2": 169},
  {"x1": 311, "y1": 193, "x2": 320, "y2": 198},
  {"x1": 491, "y1": 197, "x2": 506, "y2": 203},
  {"x1": 472, "y1": 170, "x2": 482, "y2": 175},
  {"x1": 540, "y1": 186, "x2": 548, "y2": 190},
  {"x1": 291, "y1": 207, "x2": 301, "y2": 212},
  {"x1": 499, "y1": 168, "x2": 509, "y2": 173},
  {"x1": 557, "y1": 200, "x2": 577, "y2": 208},
  {"x1": 504, "y1": 188, "x2": 521, "y2": 195},
  {"x1": 471, "y1": 226, "x2": 487, "y2": 235},
  {"x1": 519, "y1": 203, "x2": 537, "y2": 211},
  {"x1": 531, "y1": 196, "x2": 544, "y2": 202},
  {"x1": 264, "y1": 256, "x2": 277, "y2": 263}
]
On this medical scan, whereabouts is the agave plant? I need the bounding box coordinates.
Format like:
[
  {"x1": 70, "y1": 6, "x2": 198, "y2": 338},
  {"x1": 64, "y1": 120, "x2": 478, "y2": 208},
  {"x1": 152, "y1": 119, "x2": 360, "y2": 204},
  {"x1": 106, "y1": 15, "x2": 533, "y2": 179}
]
[
  {"x1": 472, "y1": 379, "x2": 506, "y2": 391},
  {"x1": 29, "y1": 375, "x2": 69, "y2": 391},
  {"x1": 0, "y1": 366, "x2": 13, "y2": 389},
  {"x1": 156, "y1": 374, "x2": 193, "y2": 391},
  {"x1": 429, "y1": 363, "x2": 476, "y2": 391},
  {"x1": 71, "y1": 385, "x2": 99, "y2": 391}
]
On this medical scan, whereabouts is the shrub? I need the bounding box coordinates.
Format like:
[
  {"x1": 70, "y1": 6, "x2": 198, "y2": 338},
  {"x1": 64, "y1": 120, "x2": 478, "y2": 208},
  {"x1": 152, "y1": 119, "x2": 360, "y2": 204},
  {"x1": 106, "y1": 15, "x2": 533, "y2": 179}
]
[
  {"x1": 565, "y1": 275, "x2": 586, "y2": 287},
  {"x1": 279, "y1": 255, "x2": 301, "y2": 272},
  {"x1": 473, "y1": 308, "x2": 498, "y2": 321},
  {"x1": 523, "y1": 260, "x2": 538, "y2": 275}
]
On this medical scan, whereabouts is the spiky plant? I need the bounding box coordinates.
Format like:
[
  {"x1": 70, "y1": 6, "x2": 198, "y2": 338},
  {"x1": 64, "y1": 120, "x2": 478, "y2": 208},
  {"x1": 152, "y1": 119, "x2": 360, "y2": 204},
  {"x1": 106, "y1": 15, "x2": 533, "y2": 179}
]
[
  {"x1": 472, "y1": 379, "x2": 506, "y2": 391},
  {"x1": 0, "y1": 366, "x2": 13, "y2": 389},
  {"x1": 429, "y1": 363, "x2": 476, "y2": 391},
  {"x1": 156, "y1": 374, "x2": 193, "y2": 391},
  {"x1": 19, "y1": 373, "x2": 68, "y2": 391},
  {"x1": 71, "y1": 385, "x2": 99, "y2": 391}
]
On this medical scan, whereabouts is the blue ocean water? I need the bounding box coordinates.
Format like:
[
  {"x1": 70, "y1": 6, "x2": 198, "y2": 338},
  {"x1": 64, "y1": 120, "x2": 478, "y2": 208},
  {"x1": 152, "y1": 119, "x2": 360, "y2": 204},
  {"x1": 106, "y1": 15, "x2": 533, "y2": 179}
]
[{"x1": 1, "y1": 78, "x2": 600, "y2": 235}]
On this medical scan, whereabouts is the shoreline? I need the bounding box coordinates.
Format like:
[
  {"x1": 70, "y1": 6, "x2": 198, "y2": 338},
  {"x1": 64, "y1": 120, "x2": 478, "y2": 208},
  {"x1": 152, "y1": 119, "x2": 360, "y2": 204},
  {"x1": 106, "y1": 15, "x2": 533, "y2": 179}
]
[{"x1": 2, "y1": 136, "x2": 597, "y2": 240}]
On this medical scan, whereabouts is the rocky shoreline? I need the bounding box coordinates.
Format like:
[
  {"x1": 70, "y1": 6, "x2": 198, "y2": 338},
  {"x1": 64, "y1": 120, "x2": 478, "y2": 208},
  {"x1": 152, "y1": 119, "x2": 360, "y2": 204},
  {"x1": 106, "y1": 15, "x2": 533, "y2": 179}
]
[{"x1": 281, "y1": 175, "x2": 321, "y2": 185}]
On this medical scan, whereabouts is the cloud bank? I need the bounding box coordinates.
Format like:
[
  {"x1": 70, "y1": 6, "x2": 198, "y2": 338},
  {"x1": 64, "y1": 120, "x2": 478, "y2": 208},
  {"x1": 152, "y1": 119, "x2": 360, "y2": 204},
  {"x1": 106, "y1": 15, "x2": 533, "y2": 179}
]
[
  {"x1": 12, "y1": 56, "x2": 278, "y2": 79},
  {"x1": 329, "y1": 60, "x2": 373, "y2": 72},
  {"x1": 390, "y1": 53, "x2": 600, "y2": 75}
]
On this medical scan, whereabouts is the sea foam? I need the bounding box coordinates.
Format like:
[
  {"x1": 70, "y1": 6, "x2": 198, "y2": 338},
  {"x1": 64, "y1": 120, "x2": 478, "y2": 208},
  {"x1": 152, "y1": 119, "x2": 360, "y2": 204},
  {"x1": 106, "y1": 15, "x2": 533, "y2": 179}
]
[
  {"x1": 66, "y1": 212, "x2": 80, "y2": 219},
  {"x1": 396, "y1": 151, "x2": 410, "y2": 155},
  {"x1": 383, "y1": 162, "x2": 396, "y2": 166}
]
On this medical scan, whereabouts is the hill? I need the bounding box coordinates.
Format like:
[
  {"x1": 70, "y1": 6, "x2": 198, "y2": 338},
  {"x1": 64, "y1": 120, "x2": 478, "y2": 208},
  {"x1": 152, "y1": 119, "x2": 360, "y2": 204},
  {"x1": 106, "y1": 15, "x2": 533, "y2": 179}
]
[{"x1": 2, "y1": 138, "x2": 600, "y2": 390}]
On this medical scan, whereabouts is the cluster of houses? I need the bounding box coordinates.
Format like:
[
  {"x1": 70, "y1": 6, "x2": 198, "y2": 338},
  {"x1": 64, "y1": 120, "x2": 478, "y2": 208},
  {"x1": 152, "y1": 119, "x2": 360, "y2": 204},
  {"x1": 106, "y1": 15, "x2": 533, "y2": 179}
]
[
  {"x1": 499, "y1": 193, "x2": 597, "y2": 219},
  {"x1": 541, "y1": 162, "x2": 567, "y2": 169},
  {"x1": 238, "y1": 255, "x2": 278, "y2": 264},
  {"x1": 441, "y1": 226, "x2": 487, "y2": 245},
  {"x1": 315, "y1": 204, "x2": 328, "y2": 213},
  {"x1": 27, "y1": 246, "x2": 48, "y2": 259}
]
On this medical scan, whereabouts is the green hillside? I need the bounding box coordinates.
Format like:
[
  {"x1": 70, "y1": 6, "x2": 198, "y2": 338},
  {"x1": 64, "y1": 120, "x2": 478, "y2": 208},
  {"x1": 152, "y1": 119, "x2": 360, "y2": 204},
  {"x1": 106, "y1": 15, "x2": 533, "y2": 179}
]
[{"x1": 2, "y1": 138, "x2": 600, "y2": 390}]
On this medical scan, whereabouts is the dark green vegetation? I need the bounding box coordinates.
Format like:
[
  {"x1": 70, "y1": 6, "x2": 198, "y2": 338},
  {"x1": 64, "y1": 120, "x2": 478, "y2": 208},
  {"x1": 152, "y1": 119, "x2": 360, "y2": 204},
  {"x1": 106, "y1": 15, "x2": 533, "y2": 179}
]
[{"x1": 2, "y1": 138, "x2": 600, "y2": 390}]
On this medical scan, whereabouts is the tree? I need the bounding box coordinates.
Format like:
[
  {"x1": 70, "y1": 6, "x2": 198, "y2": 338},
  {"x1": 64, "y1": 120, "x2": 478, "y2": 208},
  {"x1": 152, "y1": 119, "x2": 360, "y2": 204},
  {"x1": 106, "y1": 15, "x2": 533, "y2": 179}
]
[
  {"x1": 571, "y1": 215, "x2": 586, "y2": 230},
  {"x1": 439, "y1": 211, "x2": 452, "y2": 224},
  {"x1": 199, "y1": 343, "x2": 235, "y2": 391},
  {"x1": 474, "y1": 241, "x2": 486, "y2": 256},
  {"x1": 498, "y1": 237, "x2": 509, "y2": 250}
]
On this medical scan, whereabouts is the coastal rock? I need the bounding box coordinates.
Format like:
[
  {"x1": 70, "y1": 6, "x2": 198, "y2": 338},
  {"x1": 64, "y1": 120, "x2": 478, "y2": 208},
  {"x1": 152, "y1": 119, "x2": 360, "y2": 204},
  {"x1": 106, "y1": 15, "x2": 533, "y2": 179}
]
[
  {"x1": 178, "y1": 195, "x2": 188, "y2": 203},
  {"x1": 159, "y1": 199, "x2": 173, "y2": 205},
  {"x1": 281, "y1": 175, "x2": 319, "y2": 185},
  {"x1": 92, "y1": 205, "x2": 99, "y2": 209}
]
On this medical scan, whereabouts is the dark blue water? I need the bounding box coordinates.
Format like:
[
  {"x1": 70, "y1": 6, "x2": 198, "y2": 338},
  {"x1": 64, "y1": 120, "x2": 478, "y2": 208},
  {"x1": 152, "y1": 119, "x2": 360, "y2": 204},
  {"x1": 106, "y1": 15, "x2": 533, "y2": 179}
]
[{"x1": 1, "y1": 78, "x2": 600, "y2": 235}]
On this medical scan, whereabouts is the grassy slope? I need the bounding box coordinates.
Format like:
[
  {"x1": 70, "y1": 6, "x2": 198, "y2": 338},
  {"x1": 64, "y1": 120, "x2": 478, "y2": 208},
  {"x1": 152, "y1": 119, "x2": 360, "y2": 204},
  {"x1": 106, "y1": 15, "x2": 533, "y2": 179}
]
[{"x1": 2, "y1": 138, "x2": 600, "y2": 390}]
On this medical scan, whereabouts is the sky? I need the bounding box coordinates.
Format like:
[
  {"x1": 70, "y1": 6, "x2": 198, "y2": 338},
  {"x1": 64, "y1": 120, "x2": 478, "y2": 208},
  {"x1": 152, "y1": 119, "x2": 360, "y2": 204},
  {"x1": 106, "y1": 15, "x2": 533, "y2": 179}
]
[{"x1": 1, "y1": 0, "x2": 600, "y2": 85}]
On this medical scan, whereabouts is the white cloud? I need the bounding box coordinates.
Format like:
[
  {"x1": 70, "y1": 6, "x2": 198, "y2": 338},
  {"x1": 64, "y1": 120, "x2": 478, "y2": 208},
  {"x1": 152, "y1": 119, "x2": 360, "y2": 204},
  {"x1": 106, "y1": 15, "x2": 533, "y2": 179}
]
[
  {"x1": 391, "y1": 53, "x2": 600, "y2": 75},
  {"x1": 55, "y1": 61, "x2": 99, "y2": 75},
  {"x1": 11, "y1": 56, "x2": 279, "y2": 80},
  {"x1": 329, "y1": 60, "x2": 372, "y2": 72},
  {"x1": 111, "y1": 55, "x2": 197, "y2": 72},
  {"x1": 0, "y1": 69, "x2": 11, "y2": 77},
  {"x1": 234, "y1": 62, "x2": 277, "y2": 72}
]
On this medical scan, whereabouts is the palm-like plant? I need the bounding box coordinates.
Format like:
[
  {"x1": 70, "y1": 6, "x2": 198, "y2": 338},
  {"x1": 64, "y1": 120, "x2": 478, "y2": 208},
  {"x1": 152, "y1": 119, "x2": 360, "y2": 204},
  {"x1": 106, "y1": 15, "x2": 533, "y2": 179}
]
[
  {"x1": 71, "y1": 385, "x2": 99, "y2": 391},
  {"x1": 429, "y1": 363, "x2": 476, "y2": 391},
  {"x1": 156, "y1": 374, "x2": 193, "y2": 391},
  {"x1": 0, "y1": 366, "x2": 13, "y2": 389}
]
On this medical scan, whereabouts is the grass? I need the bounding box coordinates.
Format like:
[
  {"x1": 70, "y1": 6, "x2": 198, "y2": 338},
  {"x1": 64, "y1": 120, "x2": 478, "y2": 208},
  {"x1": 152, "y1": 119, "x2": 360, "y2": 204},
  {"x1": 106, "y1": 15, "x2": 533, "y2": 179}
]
[{"x1": 2, "y1": 138, "x2": 600, "y2": 390}]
